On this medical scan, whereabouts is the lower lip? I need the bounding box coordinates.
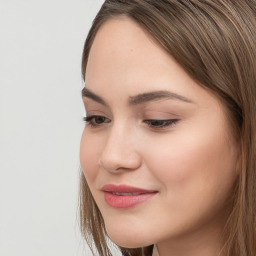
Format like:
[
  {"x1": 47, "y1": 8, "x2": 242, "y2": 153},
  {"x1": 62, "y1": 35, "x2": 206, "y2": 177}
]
[{"x1": 104, "y1": 192, "x2": 157, "y2": 209}]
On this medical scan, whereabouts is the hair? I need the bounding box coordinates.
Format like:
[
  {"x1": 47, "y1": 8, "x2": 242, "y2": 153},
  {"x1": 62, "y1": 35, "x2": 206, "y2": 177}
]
[{"x1": 80, "y1": 1, "x2": 256, "y2": 255}]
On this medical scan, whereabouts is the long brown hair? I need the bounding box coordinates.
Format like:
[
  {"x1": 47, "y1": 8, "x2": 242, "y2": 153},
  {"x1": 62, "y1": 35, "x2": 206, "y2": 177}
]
[{"x1": 80, "y1": 1, "x2": 256, "y2": 255}]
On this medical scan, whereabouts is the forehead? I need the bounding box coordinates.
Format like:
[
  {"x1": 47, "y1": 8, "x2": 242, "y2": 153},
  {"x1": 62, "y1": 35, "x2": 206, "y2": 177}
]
[
  {"x1": 85, "y1": 18, "x2": 214, "y2": 107},
  {"x1": 88, "y1": 17, "x2": 155, "y2": 59},
  {"x1": 85, "y1": 17, "x2": 172, "y2": 83}
]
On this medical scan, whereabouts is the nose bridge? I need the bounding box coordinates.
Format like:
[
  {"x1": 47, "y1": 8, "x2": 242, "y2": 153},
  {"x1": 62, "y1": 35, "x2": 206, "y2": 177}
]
[{"x1": 99, "y1": 120, "x2": 141, "y2": 172}]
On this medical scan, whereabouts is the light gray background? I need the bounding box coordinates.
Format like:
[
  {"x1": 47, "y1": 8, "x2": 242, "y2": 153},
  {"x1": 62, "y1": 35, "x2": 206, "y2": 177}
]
[{"x1": 0, "y1": 1, "x2": 121, "y2": 255}]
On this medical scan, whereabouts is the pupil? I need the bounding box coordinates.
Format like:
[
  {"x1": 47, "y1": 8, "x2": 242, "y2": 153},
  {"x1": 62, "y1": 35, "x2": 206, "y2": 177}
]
[{"x1": 95, "y1": 116, "x2": 104, "y2": 123}]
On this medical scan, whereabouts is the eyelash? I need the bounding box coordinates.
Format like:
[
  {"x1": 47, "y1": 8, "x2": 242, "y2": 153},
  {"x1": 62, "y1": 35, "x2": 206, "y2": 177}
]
[
  {"x1": 83, "y1": 115, "x2": 179, "y2": 129},
  {"x1": 143, "y1": 119, "x2": 179, "y2": 129},
  {"x1": 83, "y1": 115, "x2": 111, "y2": 127}
]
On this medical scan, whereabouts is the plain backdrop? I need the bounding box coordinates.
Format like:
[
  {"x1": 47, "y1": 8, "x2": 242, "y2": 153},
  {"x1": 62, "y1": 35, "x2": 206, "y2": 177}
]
[{"x1": 0, "y1": 1, "x2": 121, "y2": 255}]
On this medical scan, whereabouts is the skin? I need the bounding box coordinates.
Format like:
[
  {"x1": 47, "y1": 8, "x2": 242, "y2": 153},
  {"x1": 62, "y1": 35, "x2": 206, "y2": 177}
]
[{"x1": 80, "y1": 18, "x2": 239, "y2": 256}]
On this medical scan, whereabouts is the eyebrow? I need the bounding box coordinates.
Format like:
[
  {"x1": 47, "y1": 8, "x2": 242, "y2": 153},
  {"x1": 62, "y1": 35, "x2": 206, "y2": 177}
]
[
  {"x1": 129, "y1": 90, "x2": 194, "y2": 105},
  {"x1": 81, "y1": 87, "x2": 194, "y2": 106},
  {"x1": 82, "y1": 87, "x2": 107, "y2": 105}
]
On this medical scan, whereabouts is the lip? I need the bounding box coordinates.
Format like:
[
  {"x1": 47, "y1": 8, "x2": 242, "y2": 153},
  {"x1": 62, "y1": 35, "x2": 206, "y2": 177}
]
[{"x1": 102, "y1": 184, "x2": 158, "y2": 209}]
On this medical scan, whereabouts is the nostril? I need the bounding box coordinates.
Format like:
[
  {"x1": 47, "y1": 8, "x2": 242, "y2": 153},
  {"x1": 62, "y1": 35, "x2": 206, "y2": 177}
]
[
  {"x1": 98, "y1": 128, "x2": 142, "y2": 173},
  {"x1": 99, "y1": 150, "x2": 142, "y2": 173}
]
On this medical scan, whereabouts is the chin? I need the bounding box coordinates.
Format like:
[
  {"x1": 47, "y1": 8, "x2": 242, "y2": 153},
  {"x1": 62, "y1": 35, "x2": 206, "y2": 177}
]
[
  {"x1": 105, "y1": 223, "x2": 153, "y2": 248},
  {"x1": 109, "y1": 235, "x2": 150, "y2": 249}
]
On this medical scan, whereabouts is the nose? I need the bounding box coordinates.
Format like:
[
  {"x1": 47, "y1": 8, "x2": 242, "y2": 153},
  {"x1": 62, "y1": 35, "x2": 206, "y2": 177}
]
[{"x1": 99, "y1": 124, "x2": 142, "y2": 173}]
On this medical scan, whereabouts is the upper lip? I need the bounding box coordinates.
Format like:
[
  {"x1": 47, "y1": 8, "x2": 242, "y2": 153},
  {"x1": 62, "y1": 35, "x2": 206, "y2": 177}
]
[{"x1": 101, "y1": 184, "x2": 158, "y2": 194}]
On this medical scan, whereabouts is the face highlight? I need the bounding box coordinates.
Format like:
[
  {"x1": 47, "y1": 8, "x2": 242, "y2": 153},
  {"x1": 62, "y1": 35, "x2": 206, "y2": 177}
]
[{"x1": 80, "y1": 18, "x2": 238, "y2": 254}]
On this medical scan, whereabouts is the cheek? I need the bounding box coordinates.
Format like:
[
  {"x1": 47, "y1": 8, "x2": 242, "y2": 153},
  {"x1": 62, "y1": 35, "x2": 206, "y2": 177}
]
[
  {"x1": 80, "y1": 130, "x2": 100, "y2": 183},
  {"x1": 140, "y1": 128, "x2": 238, "y2": 234},
  {"x1": 142, "y1": 126, "x2": 238, "y2": 200}
]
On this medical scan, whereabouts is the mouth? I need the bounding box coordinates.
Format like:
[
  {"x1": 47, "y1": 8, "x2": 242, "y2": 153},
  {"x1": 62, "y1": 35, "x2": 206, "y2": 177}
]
[{"x1": 101, "y1": 184, "x2": 158, "y2": 209}]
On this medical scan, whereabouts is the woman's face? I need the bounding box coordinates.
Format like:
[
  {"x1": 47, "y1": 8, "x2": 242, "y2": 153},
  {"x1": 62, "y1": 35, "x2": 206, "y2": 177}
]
[{"x1": 80, "y1": 18, "x2": 239, "y2": 249}]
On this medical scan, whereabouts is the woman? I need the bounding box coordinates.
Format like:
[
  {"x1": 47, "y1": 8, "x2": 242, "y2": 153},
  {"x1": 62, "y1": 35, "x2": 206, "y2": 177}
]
[{"x1": 79, "y1": 1, "x2": 256, "y2": 255}]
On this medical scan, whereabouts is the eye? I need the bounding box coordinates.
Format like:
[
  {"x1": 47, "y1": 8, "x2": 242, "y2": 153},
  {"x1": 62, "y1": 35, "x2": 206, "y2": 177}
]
[
  {"x1": 144, "y1": 119, "x2": 179, "y2": 129},
  {"x1": 83, "y1": 115, "x2": 111, "y2": 127}
]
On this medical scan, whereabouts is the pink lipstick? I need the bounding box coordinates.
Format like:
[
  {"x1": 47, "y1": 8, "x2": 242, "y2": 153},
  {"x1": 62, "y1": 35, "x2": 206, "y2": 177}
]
[{"x1": 102, "y1": 184, "x2": 158, "y2": 209}]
